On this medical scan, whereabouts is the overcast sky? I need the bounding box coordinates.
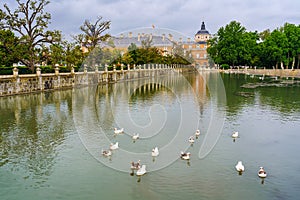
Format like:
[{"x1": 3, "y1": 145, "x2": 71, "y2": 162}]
[{"x1": 2, "y1": 0, "x2": 300, "y2": 40}]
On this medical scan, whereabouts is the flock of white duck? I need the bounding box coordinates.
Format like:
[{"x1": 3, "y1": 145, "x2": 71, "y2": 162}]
[
  {"x1": 101, "y1": 128, "x2": 201, "y2": 176},
  {"x1": 102, "y1": 128, "x2": 267, "y2": 180},
  {"x1": 232, "y1": 131, "x2": 268, "y2": 179}
]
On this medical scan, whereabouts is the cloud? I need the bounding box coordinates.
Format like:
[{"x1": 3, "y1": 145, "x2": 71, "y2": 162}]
[{"x1": 1, "y1": 0, "x2": 300, "y2": 40}]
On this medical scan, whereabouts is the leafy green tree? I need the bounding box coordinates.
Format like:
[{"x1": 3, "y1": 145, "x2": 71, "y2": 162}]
[
  {"x1": 0, "y1": 29, "x2": 27, "y2": 67},
  {"x1": 282, "y1": 23, "x2": 300, "y2": 69},
  {"x1": 259, "y1": 29, "x2": 271, "y2": 41},
  {"x1": 64, "y1": 42, "x2": 84, "y2": 69},
  {"x1": 172, "y1": 43, "x2": 194, "y2": 64},
  {"x1": 263, "y1": 29, "x2": 288, "y2": 69},
  {"x1": 0, "y1": 0, "x2": 61, "y2": 72},
  {"x1": 240, "y1": 31, "x2": 259, "y2": 66},
  {"x1": 208, "y1": 21, "x2": 247, "y2": 67}
]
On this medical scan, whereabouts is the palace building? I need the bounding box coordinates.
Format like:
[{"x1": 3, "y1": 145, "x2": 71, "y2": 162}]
[
  {"x1": 98, "y1": 22, "x2": 212, "y2": 67},
  {"x1": 182, "y1": 21, "x2": 211, "y2": 67}
]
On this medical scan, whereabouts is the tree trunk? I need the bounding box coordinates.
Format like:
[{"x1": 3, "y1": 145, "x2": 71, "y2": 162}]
[
  {"x1": 286, "y1": 52, "x2": 290, "y2": 69},
  {"x1": 280, "y1": 62, "x2": 284, "y2": 70},
  {"x1": 292, "y1": 56, "x2": 295, "y2": 70}
]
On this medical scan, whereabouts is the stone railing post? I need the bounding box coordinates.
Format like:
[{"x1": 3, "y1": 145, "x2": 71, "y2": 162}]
[
  {"x1": 84, "y1": 64, "x2": 87, "y2": 74},
  {"x1": 13, "y1": 64, "x2": 19, "y2": 77},
  {"x1": 121, "y1": 63, "x2": 124, "y2": 71},
  {"x1": 55, "y1": 64, "x2": 60, "y2": 76},
  {"x1": 133, "y1": 64, "x2": 136, "y2": 70},
  {"x1": 95, "y1": 64, "x2": 99, "y2": 73},
  {"x1": 71, "y1": 66, "x2": 75, "y2": 74},
  {"x1": 113, "y1": 64, "x2": 117, "y2": 82},
  {"x1": 127, "y1": 64, "x2": 130, "y2": 71},
  {"x1": 105, "y1": 64, "x2": 108, "y2": 72},
  {"x1": 36, "y1": 67, "x2": 41, "y2": 76}
]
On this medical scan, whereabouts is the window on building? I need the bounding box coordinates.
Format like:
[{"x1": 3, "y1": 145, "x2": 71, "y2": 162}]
[
  {"x1": 204, "y1": 54, "x2": 207, "y2": 58},
  {"x1": 196, "y1": 44, "x2": 200, "y2": 49},
  {"x1": 196, "y1": 54, "x2": 199, "y2": 59},
  {"x1": 189, "y1": 45, "x2": 192, "y2": 49}
]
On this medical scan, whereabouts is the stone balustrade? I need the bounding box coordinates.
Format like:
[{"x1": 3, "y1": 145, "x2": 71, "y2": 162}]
[{"x1": 0, "y1": 64, "x2": 193, "y2": 96}]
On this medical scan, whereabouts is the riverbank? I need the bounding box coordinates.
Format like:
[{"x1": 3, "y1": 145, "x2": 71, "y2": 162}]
[{"x1": 221, "y1": 69, "x2": 300, "y2": 78}]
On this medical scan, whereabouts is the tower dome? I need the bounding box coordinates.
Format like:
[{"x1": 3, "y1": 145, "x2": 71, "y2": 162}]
[
  {"x1": 194, "y1": 21, "x2": 210, "y2": 43},
  {"x1": 196, "y1": 22, "x2": 210, "y2": 35}
]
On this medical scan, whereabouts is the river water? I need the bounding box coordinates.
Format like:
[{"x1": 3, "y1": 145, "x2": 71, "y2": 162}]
[{"x1": 0, "y1": 71, "x2": 300, "y2": 200}]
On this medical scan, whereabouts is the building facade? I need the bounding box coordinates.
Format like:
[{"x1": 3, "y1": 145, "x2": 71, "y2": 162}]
[
  {"x1": 100, "y1": 22, "x2": 211, "y2": 67},
  {"x1": 184, "y1": 21, "x2": 211, "y2": 67}
]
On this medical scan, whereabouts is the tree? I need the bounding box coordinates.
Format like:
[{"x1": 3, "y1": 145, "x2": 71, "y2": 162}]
[
  {"x1": 0, "y1": 0, "x2": 61, "y2": 71},
  {"x1": 75, "y1": 16, "x2": 111, "y2": 69},
  {"x1": 207, "y1": 21, "x2": 247, "y2": 67},
  {"x1": 282, "y1": 23, "x2": 300, "y2": 69},
  {"x1": 263, "y1": 29, "x2": 288, "y2": 69},
  {"x1": 172, "y1": 42, "x2": 193, "y2": 64},
  {"x1": 79, "y1": 16, "x2": 111, "y2": 51},
  {"x1": 0, "y1": 29, "x2": 27, "y2": 67},
  {"x1": 240, "y1": 31, "x2": 259, "y2": 66}
]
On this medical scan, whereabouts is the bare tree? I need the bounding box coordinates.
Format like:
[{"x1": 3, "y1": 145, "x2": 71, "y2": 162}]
[{"x1": 79, "y1": 16, "x2": 111, "y2": 50}]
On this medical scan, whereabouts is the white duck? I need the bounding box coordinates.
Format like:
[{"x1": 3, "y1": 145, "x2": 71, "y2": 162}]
[
  {"x1": 130, "y1": 160, "x2": 141, "y2": 170},
  {"x1": 189, "y1": 136, "x2": 195, "y2": 144},
  {"x1": 151, "y1": 147, "x2": 159, "y2": 157},
  {"x1": 136, "y1": 165, "x2": 147, "y2": 176},
  {"x1": 132, "y1": 133, "x2": 139, "y2": 140},
  {"x1": 195, "y1": 129, "x2": 200, "y2": 137},
  {"x1": 114, "y1": 128, "x2": 124, "y2": 134},
  {"x1": 235, "y1": 161, "x2": 245, "y2": 172},
  {"x1": 102, "y1": 149, "x2": 112, "y2": 157},
  {"x1": 232, "y1": 131, "x2": 239, "y2": 138},
  {"x1": 109, "y1": 142, "x2": 119, "y2": 150},
  {"x1": 180, "y1": 151, "x2": 191, "y2": 160},
  {"x1": 258, "y1": 167, "x2": 267, "y2": 178}
]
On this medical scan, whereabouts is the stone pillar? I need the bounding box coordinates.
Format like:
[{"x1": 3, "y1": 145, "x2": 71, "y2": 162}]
[
  {"x1": 84, "y1": 64, "x2": 87, "y2": 74},
  {"x1": 71, "y1": 67, "x2": 75, "y2": 74},
  {"x1": 13, "y1": 66, "x2": 19, "y2": 77},
  {"x1": 36, "y1": 67, "x2": 42, "y2": 90},
  {"x1": 36, "y1": 67, "x2": 41, "y2": 76},
  {"x1": 55, "y1": 64, "x2": 60, "y2": 76},
  {"x1": 113, "y1": 64, "x2": 117, "y2": 82},
  {"x1": 95, "y1": 64, "x2": 99, "y2": 73}
]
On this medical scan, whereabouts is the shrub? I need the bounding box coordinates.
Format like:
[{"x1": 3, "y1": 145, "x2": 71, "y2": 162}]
[{"x1": 221, "y1": 64, "x2": 230, "y2": 70}]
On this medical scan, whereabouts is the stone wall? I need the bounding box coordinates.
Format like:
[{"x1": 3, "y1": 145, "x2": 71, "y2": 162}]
[
  {"x1": 222, "y1": 68, "x2": 300, "y2": 78},
  {"x1": 0, "y1": 64, "x2": 191, "y2": 97}
]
